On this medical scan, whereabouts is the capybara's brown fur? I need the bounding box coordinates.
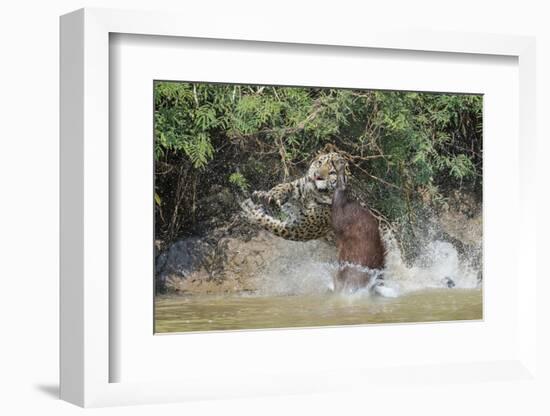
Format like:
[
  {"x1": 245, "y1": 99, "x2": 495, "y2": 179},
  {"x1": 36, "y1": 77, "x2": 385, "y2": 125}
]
[{"x1": 330, "y1": 159, "x2": 385, "y2": 292}]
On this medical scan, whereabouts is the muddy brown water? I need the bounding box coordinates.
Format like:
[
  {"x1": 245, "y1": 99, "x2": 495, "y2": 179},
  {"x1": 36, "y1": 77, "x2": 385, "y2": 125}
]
[{"x1": 155, "y1": 288, "x2": 482, "y2": 333}]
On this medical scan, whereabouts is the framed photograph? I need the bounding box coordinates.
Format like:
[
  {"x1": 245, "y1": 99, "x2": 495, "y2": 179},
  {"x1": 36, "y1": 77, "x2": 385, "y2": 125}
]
[
  {"x1": 152, "y1": 80, "x2": 484, "y2": 334},
  {"x1": 60, "y1": 8, "x2": 538, "y2": 408}
]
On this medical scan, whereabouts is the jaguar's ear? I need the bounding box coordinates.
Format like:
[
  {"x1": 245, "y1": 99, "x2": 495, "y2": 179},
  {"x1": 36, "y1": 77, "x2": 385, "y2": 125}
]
[{"x1": 320, "y1": 143, "x2": 339, "y2": 155}]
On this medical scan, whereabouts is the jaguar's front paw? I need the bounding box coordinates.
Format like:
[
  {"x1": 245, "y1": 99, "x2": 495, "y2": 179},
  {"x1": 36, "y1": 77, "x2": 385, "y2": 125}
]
[
  {"x1": 240, "y1": 198, "x2": 267, "y2": 223},
  {"x1": 252, "y1": 190, "x2": 281, "y2": 207}
]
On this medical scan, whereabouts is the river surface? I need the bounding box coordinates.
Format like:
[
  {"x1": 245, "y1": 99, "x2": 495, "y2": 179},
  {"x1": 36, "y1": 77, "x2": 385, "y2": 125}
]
[{"x1": 155, "y1": 288, "x2": 482, "y2": 333}]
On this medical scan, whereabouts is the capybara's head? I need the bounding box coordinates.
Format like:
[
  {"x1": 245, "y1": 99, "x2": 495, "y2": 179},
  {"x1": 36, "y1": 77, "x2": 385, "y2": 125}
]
[
  {"x1": 332, "y1": 157, "x2": 347, "y2": 175},
  {"x1": 331, "y1": 157, "x2": 348, "y2": 188}
]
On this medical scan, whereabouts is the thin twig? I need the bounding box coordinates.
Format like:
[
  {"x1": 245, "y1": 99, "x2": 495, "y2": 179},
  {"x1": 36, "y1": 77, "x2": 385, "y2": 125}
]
[{"x1": 352, "y1": 162, "x2": 401, "y2": 190}]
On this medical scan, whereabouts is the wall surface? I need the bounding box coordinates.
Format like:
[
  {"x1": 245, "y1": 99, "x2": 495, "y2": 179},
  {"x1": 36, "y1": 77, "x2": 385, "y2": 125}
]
[{"x1": 0, "y1": 0, "x2": 548, "y2": 415}]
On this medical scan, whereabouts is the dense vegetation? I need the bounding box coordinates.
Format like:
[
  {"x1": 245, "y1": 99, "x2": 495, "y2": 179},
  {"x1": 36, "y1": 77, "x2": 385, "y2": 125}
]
[{"x1": 154, "y1": 81, "x2": 482, "y2": 246}]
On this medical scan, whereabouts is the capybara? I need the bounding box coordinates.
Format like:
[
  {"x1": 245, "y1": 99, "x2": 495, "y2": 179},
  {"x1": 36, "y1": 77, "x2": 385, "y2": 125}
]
[{"x1": 330, "y1": 159, "x2": 385, "y2": 293}]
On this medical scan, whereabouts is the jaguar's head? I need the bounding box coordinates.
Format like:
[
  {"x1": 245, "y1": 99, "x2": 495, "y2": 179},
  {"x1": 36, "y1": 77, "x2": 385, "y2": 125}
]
[{"x1": 307, "y1": 152, "x2": 348, "y2": 202}]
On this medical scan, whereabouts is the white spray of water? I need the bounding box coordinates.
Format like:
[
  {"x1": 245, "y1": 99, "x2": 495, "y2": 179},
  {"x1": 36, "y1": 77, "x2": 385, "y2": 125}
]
[
  {"x1": 254, "y1": 230, "x2": 481, "y2": 298},
  {"x1": 255, "y1": 238, "x2": 336, "y2": 296},
  {"x1": 382, "y1": 232, "x2": 480, "y2": 294}
]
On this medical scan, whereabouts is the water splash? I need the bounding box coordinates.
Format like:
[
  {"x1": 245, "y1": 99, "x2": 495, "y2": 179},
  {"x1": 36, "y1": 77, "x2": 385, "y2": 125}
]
[
  {"x1": 254, "y1": 229, "x2": 481, "y2": 298},
  {"x1": 382, "y1": 232, "x2": 480, "y2": 294},
  {"x1": 255, "y1": 239, "x2": 336, "y2": 296}
]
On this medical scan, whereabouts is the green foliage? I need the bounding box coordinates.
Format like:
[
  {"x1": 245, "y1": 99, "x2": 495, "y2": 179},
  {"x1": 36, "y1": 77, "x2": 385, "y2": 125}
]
[
  {"x1": 228, "y1": 172, "x2": 249, "y2": 192},
  {"x1": 154, "y1": 81, "x2": 482, "y2": 242},
  {"x1": 154, "y1": 192, "x2": 162, "y2": 207}
]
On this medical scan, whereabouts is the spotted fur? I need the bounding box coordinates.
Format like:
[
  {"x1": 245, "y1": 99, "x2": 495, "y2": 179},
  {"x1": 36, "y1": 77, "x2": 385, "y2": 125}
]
[{"x1": 241, "y1": 152, "x2": 348, "y2": 241}]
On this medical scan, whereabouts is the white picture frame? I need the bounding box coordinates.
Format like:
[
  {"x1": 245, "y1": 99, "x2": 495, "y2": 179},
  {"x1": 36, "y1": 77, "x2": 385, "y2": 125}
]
[{"x1": 60, "y1": 7, "x2": 538, "y2": 408}]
